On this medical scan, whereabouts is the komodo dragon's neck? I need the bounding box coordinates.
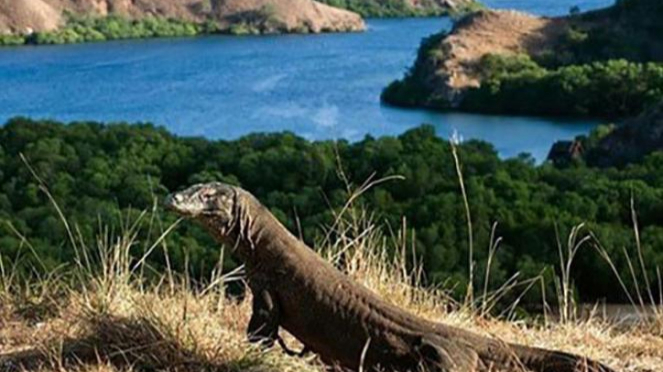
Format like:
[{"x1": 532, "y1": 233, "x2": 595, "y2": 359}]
[{"x1": 209, "y1": 189, "x2": 312, "y2": 268}]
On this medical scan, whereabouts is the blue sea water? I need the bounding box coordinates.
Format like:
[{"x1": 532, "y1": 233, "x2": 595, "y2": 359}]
[{"x1": 0, "y1": 0, "x2": 614, "y2": 160}]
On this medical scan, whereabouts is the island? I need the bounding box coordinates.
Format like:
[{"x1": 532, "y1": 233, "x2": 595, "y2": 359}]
[{"x1": 382, "y1": 0, "x2": 663, "y2": 118}]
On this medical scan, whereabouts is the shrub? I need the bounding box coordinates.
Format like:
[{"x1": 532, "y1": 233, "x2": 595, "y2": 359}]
[
  {"x1": 2, "y1": 15, "x2": 215, "y2": 47},
  {"x1": 0, "y1": 34, "x2": 26, "y2": 46}
]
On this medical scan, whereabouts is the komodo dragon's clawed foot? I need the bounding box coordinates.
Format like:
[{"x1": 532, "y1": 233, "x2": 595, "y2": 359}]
[
  {"x1": 277, "y1": 336, "x2": 310, "y2": 357},
  {"x1": 415, "y1": 336, "x2": 487, "y2": 372}
]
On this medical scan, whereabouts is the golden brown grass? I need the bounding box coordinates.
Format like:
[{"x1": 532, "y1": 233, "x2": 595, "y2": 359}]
[{"x1": 0, "y1": 205, "x2": 660, "y2": 372}]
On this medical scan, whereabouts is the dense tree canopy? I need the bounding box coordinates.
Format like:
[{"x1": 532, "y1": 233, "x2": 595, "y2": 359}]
[
  {"x1": 1, "y1": 118, "x2": 662, "y2": 306},
  {"x1": 460, "y1": 55, "x2": 663, "y2": 117}
]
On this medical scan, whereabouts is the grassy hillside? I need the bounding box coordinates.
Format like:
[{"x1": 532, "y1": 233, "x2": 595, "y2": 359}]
[
  {"x1": 3, "y1": 118, "x2": 663, "y2": 307},
  {"x1": 382, "y1": 0, "x2": 663, "y2": 117}
]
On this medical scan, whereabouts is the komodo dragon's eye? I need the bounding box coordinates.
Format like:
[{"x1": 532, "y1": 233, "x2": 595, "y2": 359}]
[{"x1": 201, "y1": 191, "x2": 216, "y2": 201}]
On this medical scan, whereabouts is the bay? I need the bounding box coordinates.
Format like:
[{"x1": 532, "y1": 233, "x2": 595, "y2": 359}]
[{"x1": 0, "y1": 0, "x2": 614, "y2": 160}]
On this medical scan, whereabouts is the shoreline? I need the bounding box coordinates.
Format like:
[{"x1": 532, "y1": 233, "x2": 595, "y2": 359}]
[
  {"x1": 0, "y1": 0, "x2": 484, "y2": 47},
  {"x1": 0, "y1": 15, "x2": 365, "y2": 47}
]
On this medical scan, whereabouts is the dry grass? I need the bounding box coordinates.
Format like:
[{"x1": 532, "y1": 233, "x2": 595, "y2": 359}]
[
  {"x1": 0, "y1": 176, "x2": 661, "y2": 372},
  {"x1": 0, "y1": 243, "x2": 320, "y2": 372},
  {"x1": 0, "y1": 208, "x2": 660, "y2": 372}
]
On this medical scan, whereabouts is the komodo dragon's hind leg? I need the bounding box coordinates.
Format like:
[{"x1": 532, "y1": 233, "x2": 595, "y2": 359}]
[
  {"x1": 247, "y1": 288, "x2": 309, "y2": 357},
  {"x1": 415, "y1": 336, "x2": 487, "y2": 372}
]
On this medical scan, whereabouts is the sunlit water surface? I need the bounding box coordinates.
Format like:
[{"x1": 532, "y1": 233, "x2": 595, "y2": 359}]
[{"x1": 0, "y1": 0, "x2": 615, "y2": 160}]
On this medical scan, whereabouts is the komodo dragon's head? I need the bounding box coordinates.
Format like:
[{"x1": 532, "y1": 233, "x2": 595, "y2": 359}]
[
  {"x1": 166, "y1": 182, "x2": 288, "y2": 257},
  {"x1": 164, "y1": 182, "x2": 240, "y2": 236}
]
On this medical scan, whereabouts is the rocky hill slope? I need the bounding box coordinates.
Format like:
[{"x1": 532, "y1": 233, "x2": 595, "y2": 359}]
[
  {"x1": 387, "y1": 10, "x2": 565, "y2": 106},
  {"x1": 382, "y1": 0, "x2": 663, "y2": 117},
  {"x1": 0, "y1": 0, "x2": 364, "y2": 35}
]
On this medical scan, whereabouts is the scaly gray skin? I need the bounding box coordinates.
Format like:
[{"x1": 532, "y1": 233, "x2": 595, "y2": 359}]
[{"x1": 165, "y1": 182, "x2": 616, "y2": 372}]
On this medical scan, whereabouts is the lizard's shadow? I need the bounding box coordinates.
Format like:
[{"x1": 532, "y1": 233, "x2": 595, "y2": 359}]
[{"x1": 0, "y1": 314, "x2": 268, "y2": 372}]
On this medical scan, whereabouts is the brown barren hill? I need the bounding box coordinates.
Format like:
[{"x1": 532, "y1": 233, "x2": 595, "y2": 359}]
[
  {"x1": 0, "y1": 0, "x2": 364, "y2": 35},
  {"x1": 418, "y1": 10, "x2": 567, "y2": 105},
  {"x1": 0, "y1": 0, "x2": 63, "y2": 33},
  {"x1": 214, "y1": 0, "x2": 364, "y2": 33}
]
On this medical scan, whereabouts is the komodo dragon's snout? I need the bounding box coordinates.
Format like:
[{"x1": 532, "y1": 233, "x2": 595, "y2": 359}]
[
  {"x1": 165, "y1": 182, "x2": 238, "y2": 228},
  {"x1": 166, "y1": 181, "x2": 617, "y2": 372}
]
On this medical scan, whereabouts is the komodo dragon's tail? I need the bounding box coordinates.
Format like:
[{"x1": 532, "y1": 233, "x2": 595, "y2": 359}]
[{"x1": 500, "y1": 343, "x2": 616, "y2": 372}]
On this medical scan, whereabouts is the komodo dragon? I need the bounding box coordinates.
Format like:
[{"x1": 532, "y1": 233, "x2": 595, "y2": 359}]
[{"x1": 165, "y1": 182, "x2": 616, "y2": 372}]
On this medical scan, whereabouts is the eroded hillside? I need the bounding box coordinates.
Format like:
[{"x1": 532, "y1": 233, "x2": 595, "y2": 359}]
[{"x1": 397, "y1": 10, "x2": 566, "y2": 106}]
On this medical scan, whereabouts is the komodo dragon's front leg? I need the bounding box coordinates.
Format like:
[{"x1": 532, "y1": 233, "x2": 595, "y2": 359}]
[
  {"x1": 247, "y1": 287, "x2": 279, "y2": 345},
  {"x1": 247, "y1": 286, "x2": 309, "y2": 357}
]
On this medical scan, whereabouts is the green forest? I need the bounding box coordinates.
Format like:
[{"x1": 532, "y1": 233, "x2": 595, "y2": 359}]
[
  {"x1": 459, "y1": 56, "x2": 663, "y2": 117},
  {"x1": 1, "y1": 118, "x2": 662, "y2": 306}
]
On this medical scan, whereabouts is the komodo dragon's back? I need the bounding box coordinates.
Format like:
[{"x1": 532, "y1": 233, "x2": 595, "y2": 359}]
[{"x1": 165, "y1": 182, "x2": 617, "y2": 372}]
